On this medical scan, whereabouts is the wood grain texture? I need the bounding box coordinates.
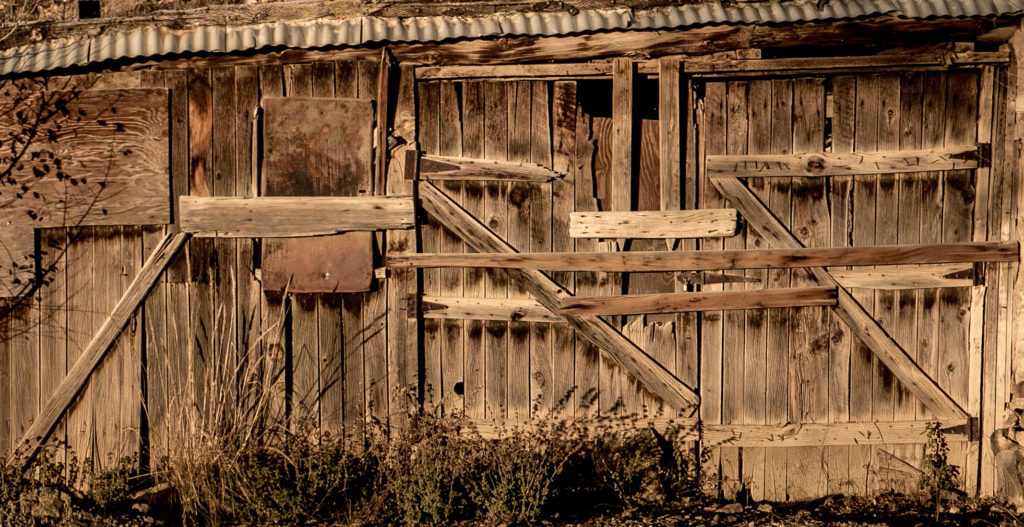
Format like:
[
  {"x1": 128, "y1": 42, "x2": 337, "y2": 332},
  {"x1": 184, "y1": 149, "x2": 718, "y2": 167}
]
[
  {"x1": 712, "y1": 177, "x2": 968, "y2": 421},
  {"x1": 179, "y1": 196, "x2": 415, "y2": 237},
  {"x1": 14, "y1": 233, "x2": 188, "y2": 469},
  {"x1": 568, "y1": 210, "x2": 738, "y2": 239},
  {"x1": 0, "y1": 88, "x2": 171, "y2": 295},
  {"x1": 387, "y1": 242, "x2": 1017, "y2": 271},
  {"x1": 419, "y1": 155, "x2": 564, "y2": 182},
  {"x1": 561, "y1": 287, "x2": 837, "y2": 315},
  {"x1": 706, "y1": 146, "x2": 981, "y2": 178},
  {"x1": 611, "y1": 58, "x2": 634, "y2": 215},
  {"x1": 419, "y1": 181, "x2": 699, "y2": 411}
]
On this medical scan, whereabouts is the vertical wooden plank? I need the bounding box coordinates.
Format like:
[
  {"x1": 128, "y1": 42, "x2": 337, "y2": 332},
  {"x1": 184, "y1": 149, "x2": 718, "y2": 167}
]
[
  {"x1": 38, "y1": 229, "x2": 68, "y2": 461},
  {"x1": 787, "y1": 77, "x2": 827, "y2": 500},
  {"x1": 508, "y1": 81, "x2": 532, "y2": 421},
  {"x1": 360, "y1": 59, "x2": 390, "y2": 425},
  {"x1": 483, "y1": 81, "x2": 509, "y2": 420},
  {"x1": 187, "y1": 69, "x2": 215, "y2": 419},
  {"x1": 258, "y1": 65, "x2": 287, "y2": 428},
  {"x1": 981, "y1": 65, "x2": 1008, "y2": 496},
  {"x1": 940, "y1": 71, "x2": 978, "y2": 411},
  {"x1": 941, "y1": 70, "x2": 979, "y2": 484},
  {"x1": 529, "y1": 81, "x2": 554, "y2": 417},
  {"x1": 436, "y1": 79, "x2": 464, "y2": 417},
  {"x1": 341, "y1": 293, "x2": 364, "y2": 442},
  {"x1": 701, "y1": 81, "x2": 726, "y2": 495},
  {"x1": 659, "y1": 58, "x2": 681, "y2": 225},
  {"x1": 828, "y1": 75, "x2": 856, "y2": 495},
  {"x1": 0, "y1": 302, "x2": 9, "y2": 455},
  {"x1": 552, "y1": 81, "x2": 577, "y2": 418},
  {"x1": 385, "y1": 64, "x2": 419, "y2": 428},
  {"x1": 439, "y1": 80, "x2": 465, "y2": 416},
  {"x1": 9, "y1": 297, "x2": 39, "y2": 461},
  {"x1": 419, "y1": 81, "x2": 442, "y2": 412},
  {"x1": 678, "y1": 71, "x2": 699, "y2": 405},
  {"x1": 892, "y1": 71, "x2": 926, "y2": 493},
  {"x1": 310, "y1": 62, "x2": 342, "y2": 434},
  {"x1": 282, "y1": 63, "x2": 319, "y2": 427},
  {"x1": 90, "y1": 226, "x2": 120, "y2": 465},
  {"x1": 235, "y1": 64, "x2": 261, "y2": 427},
  {"x1": 966, "y1": 65, "x2": 994, "y2": 496},
  {"x1": 612, "y1": 58, "x2": 634, "y2": 215},
  {"x1": 157, "y1": 68, "x2": 191, "y2": 460},
  {"x1": 743, "y1": 78, "x2": 771, "y2": 501},
  {"x1": 573, "y1": 100, "x2": 601, "y2": 419},
  {"x1": 873, "y1": 75, "x2": 900, "y2": 435},
  {"x1": 764, "y1": 78, "x2": 793, "y2": 501},
  {"x1": 462, "y1": 81, "x2": 486, "y2": 420},
  {"x1": 720, "y1": 80, "x2": 747, "y2": 500},
  {"x1": 851, "y1": 74, "x2": 880, "y2": 494},
  {"x1": 117, "y1": 228, "x2": 143, "y2": 462},
  {"x1": 65, "y1": 229, "x2": 92, "y2": 464}
]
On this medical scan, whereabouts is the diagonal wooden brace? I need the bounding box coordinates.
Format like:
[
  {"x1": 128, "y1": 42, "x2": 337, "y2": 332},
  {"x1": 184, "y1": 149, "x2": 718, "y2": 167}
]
[
  {"x1": 419, "y1": 181, "x2": 699, "y2": 411},
  {"x1": 711, "y1": 177, "x2": 968, "y2": 420},
  {"x1": 10, "y1": 232, "x2": 190, "y2": 471}
]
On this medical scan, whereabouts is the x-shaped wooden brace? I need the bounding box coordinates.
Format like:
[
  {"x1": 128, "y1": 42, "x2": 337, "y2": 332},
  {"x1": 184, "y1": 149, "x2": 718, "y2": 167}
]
[
  {"x1": 710, "y1": 177, "x2": 969, "y2": 420},
  {"x1": 419, "y1": 181, "x2": 700, "y2": 412}
]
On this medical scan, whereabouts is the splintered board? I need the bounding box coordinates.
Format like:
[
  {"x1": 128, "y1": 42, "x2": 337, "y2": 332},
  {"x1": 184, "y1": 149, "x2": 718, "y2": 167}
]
[
  {"x1": 261, "y1": 96, "x2": 375, "y2": 293},
  {"x1": 0, "y1": 88, "x2": 170, "y2": 296}
]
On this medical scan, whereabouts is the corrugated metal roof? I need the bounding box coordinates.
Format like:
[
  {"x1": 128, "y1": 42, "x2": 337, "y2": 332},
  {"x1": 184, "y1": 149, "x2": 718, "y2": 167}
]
[{"x1": 2, "y1": 0, "x2": 1023, "y2": 76}]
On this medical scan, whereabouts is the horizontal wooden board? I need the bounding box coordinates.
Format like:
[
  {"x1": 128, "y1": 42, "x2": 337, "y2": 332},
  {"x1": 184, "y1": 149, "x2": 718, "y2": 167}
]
[
  {"x1": 419, "y1": 154, "x2": 565, "y2": 183},
  {"x1": 387, "y1": 241, "x2": 1018, "y2": 272},
  {"x1": 560, "y1": 286, "x2": 837, "y2": 315},
  {"x1": 421, "y1": 295, "x2": 559, "y2": 323},
  {"x1": 829, "y1": 263, "x2": 975, "y2": 289},
  {"x1": 707, "y1": 145, "x2": 980, "y2": 178},
  {"x1": 569, "y1": 210, "x2": 739, "y2": 239},
  {"x1": 415, "y1": 50, "x2": 1008, "y2": 80},
  {"x1": 179, "y1": 196, "x2": 415, "y2": 237},
  {"x1": 468, "y1": 418, "x2": 970, "y2": 445}
]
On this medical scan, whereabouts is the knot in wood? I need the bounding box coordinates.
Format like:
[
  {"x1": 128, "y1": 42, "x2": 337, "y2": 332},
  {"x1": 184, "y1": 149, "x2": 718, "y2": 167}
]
[{"x1": 805, "y1": 156, "x2": 826, "y2": 174}]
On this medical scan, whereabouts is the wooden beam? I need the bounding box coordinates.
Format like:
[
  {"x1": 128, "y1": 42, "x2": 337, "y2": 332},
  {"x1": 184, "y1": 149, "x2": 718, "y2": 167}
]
[
  {"x1": 569, "y1": 210, "x2": 738, "y2": 239},
  {"x1": 560, "y1": 287, "x2": 837, "y2": 316},
  {"x1": 710, "y1": 177, "x2": 969, "y2": 420},
  {"x1": 413, "y1": 51, "x2": 1009, "y2": 80},
  {"x1": 385, "y1": 241, "x2": 1018, "y2": 272},
  {"x1": 10, "y1": 232, "x2": 189, "y2": 469},
  {"x1": 829, "y1": 263, "x2": 975, "y2": 290},
  {"x1": 419, "y1": 154, "x2": 564, "y2": 183},
  {"x1": 702, "y1": 420, "x2": 972, "y2": 447},
  {"x1": 178, "y1": 196, "x2": 415, "y2": 237},
  {"x1": 468, "y1": 418, "x2": 970, "y2": 445},
  {"x1": 421, "y1": 295, "x2": 559, "y2": 324},
  {"x1": 418, "y1": 181, "x2": 699, "y2": 410},
  {"x1": 706, "y1": 145, "x2": 982, "y2": 178},
  {"x1": 659, "y1": 57, "x2": 682, "y2": 251},
  {"x1": 611, "y1": 58, "x2": 633, "y2": 215}
]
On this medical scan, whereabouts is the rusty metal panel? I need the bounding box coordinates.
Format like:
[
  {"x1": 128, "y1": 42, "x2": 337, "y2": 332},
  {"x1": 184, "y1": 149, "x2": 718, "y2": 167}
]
[{"x1": 261, "y1": 96, "x2": 375, "y2": 293}]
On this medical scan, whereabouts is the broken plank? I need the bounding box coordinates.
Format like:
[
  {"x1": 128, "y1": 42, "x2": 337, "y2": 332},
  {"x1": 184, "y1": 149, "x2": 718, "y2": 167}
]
[
  {"x1": 710, "y1": 176, "x2": 968, "y2": 420},
  {"x1": 419, "y1": 154, "x2": 565, "y2": 183},
  {"x1": 386, "y1": 241, "x2": 1018, "y2": 272},
  {"x1": 421, "y1": 296, "x2": 560, "y2": 324},
  {"x1": 828, "y1": 263, "x2": 975, "y2": 290},
  {"x1": 11, "y1": 232, "x2": 189, "y2": 469},
  {"x1": 560, "y1": 287, "x2": 837, "y2": 316},
  {"x1": 419, "y1": 181, "x2": 699, "y2": 411},
  {"x1": 179, "y1": 196, "x2": 415, "y2": 237},
  {"x1": 569, "y1": 210, "x2": 738, "y2": 239},
  {"x1": 706, "y1": 145, "x2": 981, "y2": 178}
]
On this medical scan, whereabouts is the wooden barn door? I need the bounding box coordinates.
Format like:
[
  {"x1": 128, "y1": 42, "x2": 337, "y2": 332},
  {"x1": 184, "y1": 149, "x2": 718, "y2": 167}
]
[{"x1": 696, "y1": 69, "x2": 995, "y2": 499}]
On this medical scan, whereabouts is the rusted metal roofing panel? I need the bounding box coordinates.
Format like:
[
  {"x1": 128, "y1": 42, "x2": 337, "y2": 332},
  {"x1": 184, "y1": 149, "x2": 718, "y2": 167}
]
[{"x1": 2, "y1": 0, "x2": 1023, "y2": 76}]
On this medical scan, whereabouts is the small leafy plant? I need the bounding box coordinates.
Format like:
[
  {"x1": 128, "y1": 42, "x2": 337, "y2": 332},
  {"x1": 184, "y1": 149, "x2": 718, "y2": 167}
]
[{"x1": 918, "y1": 421, "x2": 961, "y2": 521}]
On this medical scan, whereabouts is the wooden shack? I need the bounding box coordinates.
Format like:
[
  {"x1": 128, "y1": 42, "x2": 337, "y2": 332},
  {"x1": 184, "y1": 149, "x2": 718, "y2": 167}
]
[{"x1": 3, "y1": 0, "x2": 1024, "y2": 502}]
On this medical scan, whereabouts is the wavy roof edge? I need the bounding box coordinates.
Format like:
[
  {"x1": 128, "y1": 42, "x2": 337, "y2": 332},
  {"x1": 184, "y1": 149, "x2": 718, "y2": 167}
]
[{"x1": 3, "y1": 0, "x2": 1024, "y2": 76}]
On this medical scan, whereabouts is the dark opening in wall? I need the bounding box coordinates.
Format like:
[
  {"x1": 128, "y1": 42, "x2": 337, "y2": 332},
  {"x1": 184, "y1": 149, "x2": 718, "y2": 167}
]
[{"x1": 78, "y1": 1, "x2": 100, "y2": 19}]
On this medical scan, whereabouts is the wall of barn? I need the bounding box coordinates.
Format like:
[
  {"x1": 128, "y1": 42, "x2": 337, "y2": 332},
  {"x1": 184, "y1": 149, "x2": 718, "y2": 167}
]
[{"x1": 1, "y1": 37, "x2": 1021, "y2": 503}]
